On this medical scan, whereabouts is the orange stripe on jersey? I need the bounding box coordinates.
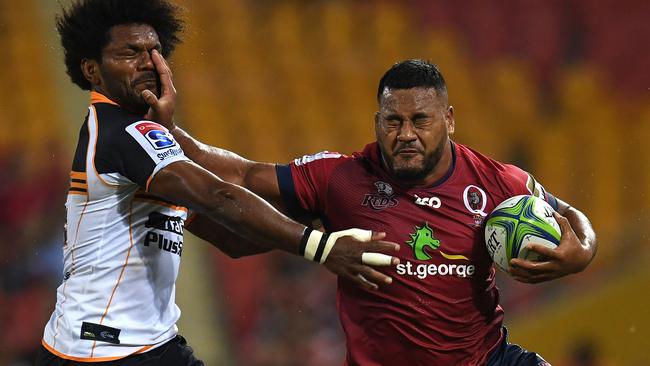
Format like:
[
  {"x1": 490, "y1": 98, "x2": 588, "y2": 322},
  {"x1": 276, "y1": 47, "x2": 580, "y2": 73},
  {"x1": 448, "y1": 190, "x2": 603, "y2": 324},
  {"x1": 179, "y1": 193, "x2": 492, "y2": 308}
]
[
  {"x1": 68, "y1": 189, "x2": 89, "y2": 196},
  {"x1": 145, "y1": 173, "x2": 155, "y2": 192},
  {"x1": 185, "y1": 212, "x2": 197, "y2": 226},
  {"x1": 42, "y1": 339, "x2": 153, "y2": 362},
  {"x1": 70, "y1": 171, "x2": 87, "y2": 180},
  {"x1": 91, "y1": 200, "x2": 137, "y2": 357},
  {"x1": 70, "y1": 182, "x2": 88, "y2": 189},
  {"x1": 133, "y1": 191, "x2": 188, "y2": 212},
  {"x1": 90, "y1": 91, "x2": 119, "y2": 106}
]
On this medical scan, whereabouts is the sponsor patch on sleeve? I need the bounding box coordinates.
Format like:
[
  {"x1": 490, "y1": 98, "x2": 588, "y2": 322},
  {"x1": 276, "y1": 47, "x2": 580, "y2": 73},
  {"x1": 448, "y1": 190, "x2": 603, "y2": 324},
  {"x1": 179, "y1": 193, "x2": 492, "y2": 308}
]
[
  {"x1": 125, "y1": 121, "x2": 186, "y2": 163},
  {"x1": 294, "y1": 151, "x2": 342, "y2": 166}
]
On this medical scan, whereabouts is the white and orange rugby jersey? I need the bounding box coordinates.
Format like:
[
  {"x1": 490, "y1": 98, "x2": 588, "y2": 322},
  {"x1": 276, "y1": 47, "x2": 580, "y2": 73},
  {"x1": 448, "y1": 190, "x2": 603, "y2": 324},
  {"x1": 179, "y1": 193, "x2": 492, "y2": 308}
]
[{"x1": 42, "y1": 92, "x2": 192, "y2": 361}]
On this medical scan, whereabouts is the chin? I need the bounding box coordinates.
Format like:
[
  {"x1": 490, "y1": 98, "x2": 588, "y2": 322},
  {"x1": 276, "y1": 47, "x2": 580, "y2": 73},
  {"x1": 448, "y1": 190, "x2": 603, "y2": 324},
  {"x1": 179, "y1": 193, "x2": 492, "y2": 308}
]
[
  {"x1": 135, "y1": 85, "x2": 159, "y2": 98},
  {"x1": 392, "y1": 166, "x2": 428, "y2": 182}
]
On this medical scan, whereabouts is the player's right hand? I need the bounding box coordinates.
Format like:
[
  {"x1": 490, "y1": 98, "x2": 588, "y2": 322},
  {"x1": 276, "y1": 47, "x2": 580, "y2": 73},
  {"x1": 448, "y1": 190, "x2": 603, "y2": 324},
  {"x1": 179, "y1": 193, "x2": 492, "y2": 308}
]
[
  {"x1": 142, "y1": 49, "x2": 177, "y2": 131},
  {"x1": 323, "y1": 231, "x2": 400, "y2": 291}
]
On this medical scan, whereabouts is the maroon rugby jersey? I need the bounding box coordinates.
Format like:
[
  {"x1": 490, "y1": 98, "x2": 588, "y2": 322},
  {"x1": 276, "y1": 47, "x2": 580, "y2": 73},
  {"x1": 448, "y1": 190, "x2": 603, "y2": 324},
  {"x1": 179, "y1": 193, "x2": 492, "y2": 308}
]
[{"x1": 276, "y1": 141, "x2": 557, "y2": 366}]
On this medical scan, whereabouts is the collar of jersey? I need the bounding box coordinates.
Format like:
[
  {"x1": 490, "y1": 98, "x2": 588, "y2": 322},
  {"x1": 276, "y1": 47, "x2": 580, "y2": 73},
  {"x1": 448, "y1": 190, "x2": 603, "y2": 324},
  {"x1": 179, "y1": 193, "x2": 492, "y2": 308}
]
[
  {"x1": 90, "y1": 91, "x2": 119, "y2": 106},
  {"x1": 361, "y1": 140, "x2": 458, "y2": 190}
]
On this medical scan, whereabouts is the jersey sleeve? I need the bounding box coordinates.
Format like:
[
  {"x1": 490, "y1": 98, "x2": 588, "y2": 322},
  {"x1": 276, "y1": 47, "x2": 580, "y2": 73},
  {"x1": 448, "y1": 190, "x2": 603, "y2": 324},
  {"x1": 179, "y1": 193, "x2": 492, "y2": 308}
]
[
  {"x1": 500, "y1": 164, "x2": 559, "y2": 210},
  {"x1": 97, "y1": 120, "x2": 190, "y2": 190},
  {"x1": 275, "y1": 151, "x2": 345, "y2": 218}
]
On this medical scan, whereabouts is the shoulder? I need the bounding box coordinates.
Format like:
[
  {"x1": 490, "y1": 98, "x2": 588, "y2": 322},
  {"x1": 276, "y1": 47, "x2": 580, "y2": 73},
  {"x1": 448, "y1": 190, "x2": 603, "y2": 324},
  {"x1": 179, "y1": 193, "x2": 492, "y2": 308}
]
[
  {"x1": 456, "y1": 143, "x2": 527, "y2": 179},
  {"x1": 91, "y1": 103, "x2": 173, "y2": 153},
  {"x1": 286, "y1": 150, "x2": 360, "y2": 194},
  {"x1": 455, "y1": 142, "x2": 536, "y2": 197},
  {"x1": 92, "y1": 103, "x2": 141, "y2": 130},
  {"x1": 92, "y1": 104, "x2": 182, "y2": 170}
]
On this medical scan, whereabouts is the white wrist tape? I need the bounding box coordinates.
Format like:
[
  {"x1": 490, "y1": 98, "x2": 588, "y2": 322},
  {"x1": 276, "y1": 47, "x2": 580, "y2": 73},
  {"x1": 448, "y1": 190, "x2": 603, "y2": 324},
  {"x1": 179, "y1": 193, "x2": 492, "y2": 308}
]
[
  {"x1": 301, "y1": 229, "x2": 327, "y2": 263},
  {"x1": 361, "y1": 252, "x2": 394, "y2": 266},
  {"x1": 301, "y1": 228, "x2": 392, "y2": 265}
]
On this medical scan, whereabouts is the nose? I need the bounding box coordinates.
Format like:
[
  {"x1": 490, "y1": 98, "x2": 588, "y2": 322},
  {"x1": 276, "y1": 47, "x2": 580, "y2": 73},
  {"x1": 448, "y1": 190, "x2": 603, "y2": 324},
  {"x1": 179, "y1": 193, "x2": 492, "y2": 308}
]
[
  {"x1": 138, "y1": 51, "x2": 155, "y2": 70},
  {"x1": 396, "y1": 120, "x2": 417, "y2": 141}
]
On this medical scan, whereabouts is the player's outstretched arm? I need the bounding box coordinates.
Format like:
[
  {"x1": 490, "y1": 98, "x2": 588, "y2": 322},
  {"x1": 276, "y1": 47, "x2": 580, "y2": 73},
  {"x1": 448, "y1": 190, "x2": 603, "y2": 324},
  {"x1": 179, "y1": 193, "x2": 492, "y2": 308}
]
[
  {"x1": 509, "y1": 198, "x2": 597, "y2": 283},
  {"x1": 149, "y1": 160, "x2": 400, "y2": 290}
]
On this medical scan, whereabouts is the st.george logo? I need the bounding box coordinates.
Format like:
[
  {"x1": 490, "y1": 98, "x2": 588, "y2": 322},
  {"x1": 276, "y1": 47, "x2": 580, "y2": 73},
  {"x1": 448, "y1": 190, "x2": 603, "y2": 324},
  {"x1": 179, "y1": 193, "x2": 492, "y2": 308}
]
[
  {"x1": 135, "y1": 122, "x2": 176, "y2": 150},
  {"x1": 397, "y1": 222, "x2": 475, "y2": 279},
  {"x1": 406, "y1": 222, "x2": 468, "y2": 261}
]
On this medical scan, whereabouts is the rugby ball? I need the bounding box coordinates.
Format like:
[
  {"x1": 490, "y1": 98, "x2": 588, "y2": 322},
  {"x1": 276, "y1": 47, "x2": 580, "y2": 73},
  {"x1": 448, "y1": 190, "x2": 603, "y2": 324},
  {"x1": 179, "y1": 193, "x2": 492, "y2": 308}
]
[{"x1": 484, "y1": 195, "x2": 561, "y2": 273}]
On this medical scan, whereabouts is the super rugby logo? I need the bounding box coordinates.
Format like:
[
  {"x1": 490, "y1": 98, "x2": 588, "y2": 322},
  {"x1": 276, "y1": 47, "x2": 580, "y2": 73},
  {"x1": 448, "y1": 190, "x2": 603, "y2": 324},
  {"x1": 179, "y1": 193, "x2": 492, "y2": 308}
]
[
  {"x1": 362, "y1": 181, "x2": 398, "y2": 211},
  {"x1": 135, "y1": 122, "x2": 176, "y2": 150}
]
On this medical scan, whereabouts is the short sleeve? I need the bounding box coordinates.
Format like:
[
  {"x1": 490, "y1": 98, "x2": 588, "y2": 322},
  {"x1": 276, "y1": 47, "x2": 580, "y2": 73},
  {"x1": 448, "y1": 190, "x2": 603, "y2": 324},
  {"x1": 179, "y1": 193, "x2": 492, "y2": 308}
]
[
  {"x1": 275, "y1": 151, "x2": 345, "y2": 217},
  {"x1": 96, "y1": 120, "x2": 190, "y2": 190},
  {"x1": 501, "y1": 164, "x2": 559, "y2": 210}
]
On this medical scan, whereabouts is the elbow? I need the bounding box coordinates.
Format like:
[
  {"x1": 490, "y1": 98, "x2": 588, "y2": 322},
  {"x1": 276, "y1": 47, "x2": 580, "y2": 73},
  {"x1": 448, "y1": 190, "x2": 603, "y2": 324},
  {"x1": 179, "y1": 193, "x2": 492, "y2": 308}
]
[{"x1": 198, "y1": 185, "x2": 247, "y2": 227}]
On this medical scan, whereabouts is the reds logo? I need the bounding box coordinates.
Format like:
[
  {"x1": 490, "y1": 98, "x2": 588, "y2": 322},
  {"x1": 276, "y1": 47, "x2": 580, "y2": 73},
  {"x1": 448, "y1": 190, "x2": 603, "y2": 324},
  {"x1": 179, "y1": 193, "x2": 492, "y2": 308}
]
[
  {"x1": 135, "y1": 122, "x2": 176, "y2": 150},
  {"x1": 362, "y1": 181, "x2": 398, "y2": 211}
]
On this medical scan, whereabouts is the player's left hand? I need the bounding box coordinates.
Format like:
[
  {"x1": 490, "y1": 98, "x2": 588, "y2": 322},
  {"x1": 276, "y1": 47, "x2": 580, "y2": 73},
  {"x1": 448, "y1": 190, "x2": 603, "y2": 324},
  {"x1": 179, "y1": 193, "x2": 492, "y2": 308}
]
[
  {"x1": 509, "y1": 212, "x2": 592, "y2": 283},
  {"x1": 142, "y1": 49, "x2": 177, "y2": 130}
]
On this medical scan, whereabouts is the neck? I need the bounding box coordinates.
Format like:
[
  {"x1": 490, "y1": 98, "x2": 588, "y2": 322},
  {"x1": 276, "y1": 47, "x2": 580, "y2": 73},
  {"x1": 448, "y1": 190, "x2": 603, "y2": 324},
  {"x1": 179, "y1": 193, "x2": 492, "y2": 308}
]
[
  {"x1": 91, "y1": 88, "x2": 146, "y2": 115},
  {"x1": 419, "y1": 140, "x2": 453, "y2": 186}
]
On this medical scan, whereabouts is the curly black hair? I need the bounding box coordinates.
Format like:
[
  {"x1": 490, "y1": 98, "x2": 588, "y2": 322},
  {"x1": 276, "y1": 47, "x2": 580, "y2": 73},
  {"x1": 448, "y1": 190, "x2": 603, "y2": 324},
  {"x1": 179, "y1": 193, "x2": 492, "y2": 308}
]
[
  {"x1": 56, "y1": 0, "x2": 184, "y2": 90},
  {"x1": 377, "y1": 60, "x2": 447, "y2": 102}
]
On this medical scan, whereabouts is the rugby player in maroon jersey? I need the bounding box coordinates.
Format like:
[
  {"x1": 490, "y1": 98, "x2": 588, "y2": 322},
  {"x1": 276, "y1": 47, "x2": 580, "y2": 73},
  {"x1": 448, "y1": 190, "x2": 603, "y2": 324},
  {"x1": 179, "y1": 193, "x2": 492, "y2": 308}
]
[{"x1": 145, "y1": 57, "x2": 597, "y2": 365}]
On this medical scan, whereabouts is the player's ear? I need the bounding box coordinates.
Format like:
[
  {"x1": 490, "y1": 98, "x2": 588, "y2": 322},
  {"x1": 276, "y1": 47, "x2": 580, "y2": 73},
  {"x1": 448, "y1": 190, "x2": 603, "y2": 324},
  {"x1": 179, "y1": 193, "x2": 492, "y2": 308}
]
[
  {"x1": 446, "y1": 106, "x2": 455, "y2": 135},
  {"x1": 81, "y1": 58, "x2": 101, "y2": 87}
]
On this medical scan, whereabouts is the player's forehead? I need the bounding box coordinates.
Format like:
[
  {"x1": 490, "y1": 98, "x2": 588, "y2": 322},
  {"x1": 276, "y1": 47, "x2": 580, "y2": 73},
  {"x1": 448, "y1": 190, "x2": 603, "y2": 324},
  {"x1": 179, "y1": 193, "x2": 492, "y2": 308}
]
[
  {"x1": 104, "y1": 23, "x2": 161, "y2": 51},
  {"x1": 379, "y1": 87, "x2": 445, "y2": 114}
]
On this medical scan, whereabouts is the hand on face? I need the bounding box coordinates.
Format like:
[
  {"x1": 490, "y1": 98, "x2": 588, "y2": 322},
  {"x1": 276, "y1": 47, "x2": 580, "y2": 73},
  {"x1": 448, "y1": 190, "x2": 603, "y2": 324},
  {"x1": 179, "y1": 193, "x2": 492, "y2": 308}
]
[
  {"x1": 93, "y1": 24, "x2": 163, "y2": 115},
  {"x1": 142, "y1": 50, "x2": 177, "y2": 130}
]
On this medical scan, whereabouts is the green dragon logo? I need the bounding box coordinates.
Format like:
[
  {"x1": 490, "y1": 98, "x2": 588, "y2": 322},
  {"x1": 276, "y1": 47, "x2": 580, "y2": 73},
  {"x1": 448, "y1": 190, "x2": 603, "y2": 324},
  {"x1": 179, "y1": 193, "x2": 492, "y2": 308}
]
[{"x1": 406, "y1": 222, "x2": 469, "y2": 261}]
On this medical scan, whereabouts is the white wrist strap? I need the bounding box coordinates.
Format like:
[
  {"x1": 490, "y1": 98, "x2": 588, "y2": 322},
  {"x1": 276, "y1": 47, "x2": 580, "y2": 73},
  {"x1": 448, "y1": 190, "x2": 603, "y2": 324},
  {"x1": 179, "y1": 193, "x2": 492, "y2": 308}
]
[
  {"x1": 301, "y1": 228, "x2": 378, "y2": 264},
  {"x1": 301, "y1": 229, "x2": 328, "y2": 263}
]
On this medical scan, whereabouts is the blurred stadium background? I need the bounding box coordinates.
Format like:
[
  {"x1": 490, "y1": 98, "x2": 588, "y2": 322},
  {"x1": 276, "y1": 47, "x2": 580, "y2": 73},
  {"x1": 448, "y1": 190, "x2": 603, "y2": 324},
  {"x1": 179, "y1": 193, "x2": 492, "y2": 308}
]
[{"x1": 1, "y1": 0, "x2": 649, "y2": 365}]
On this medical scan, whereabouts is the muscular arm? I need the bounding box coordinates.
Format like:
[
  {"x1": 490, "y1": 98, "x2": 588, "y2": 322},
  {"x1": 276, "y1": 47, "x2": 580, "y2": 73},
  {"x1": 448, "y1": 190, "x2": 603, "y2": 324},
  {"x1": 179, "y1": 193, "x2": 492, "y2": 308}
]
[
  {"x1": 169, "y1": 126, "x2": 314, "y2": 257},
  {"x1": 149, "y1": 160, "x2": 398, "y2": 290},
  {"x1": 185, "y1": 214, "x2": 271, "y2": 258},
  {"x1": 170, "y1": 127, "x2": 282, "y2": 208},
  {"x1": 150, "y1": 160, "x2": 303, "y2": 253}
]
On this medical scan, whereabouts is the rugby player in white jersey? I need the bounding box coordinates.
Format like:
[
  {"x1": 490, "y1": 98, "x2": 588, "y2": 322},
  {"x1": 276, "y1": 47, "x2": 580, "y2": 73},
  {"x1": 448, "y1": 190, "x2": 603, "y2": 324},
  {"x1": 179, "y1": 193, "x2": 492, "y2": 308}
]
[{"x1": 37, "y1": 1, "x2": 399, "y2": 364}]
